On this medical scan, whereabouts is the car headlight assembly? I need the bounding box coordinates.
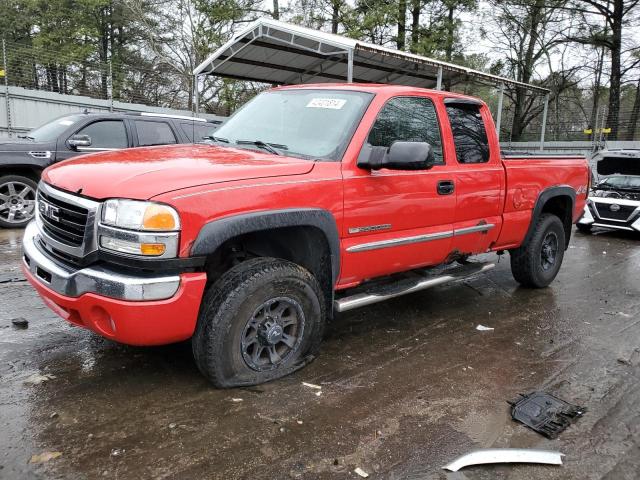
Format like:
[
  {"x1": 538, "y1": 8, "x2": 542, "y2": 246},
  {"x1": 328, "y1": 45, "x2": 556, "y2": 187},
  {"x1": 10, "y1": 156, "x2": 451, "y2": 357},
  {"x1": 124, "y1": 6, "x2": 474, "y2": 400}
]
[{"x1": 99, "y1": 200, "x2": 180, "y2": 258}]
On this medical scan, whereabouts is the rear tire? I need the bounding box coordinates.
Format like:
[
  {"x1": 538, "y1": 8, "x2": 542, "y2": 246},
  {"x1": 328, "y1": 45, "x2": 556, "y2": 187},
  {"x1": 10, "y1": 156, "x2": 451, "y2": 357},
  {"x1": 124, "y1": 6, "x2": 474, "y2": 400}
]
[
  {"x1": 0, "y1": 175, "x2": 38, "y2": 228},
  {"x1": 192, "y1": 257, "x2": 325, "y2": 388},
  {"x1": 576, "y1": 223, "x2": 592, "y2": 234},
  {"x1": 510, "y1": 213, "x2": 566, "y2": 288}
]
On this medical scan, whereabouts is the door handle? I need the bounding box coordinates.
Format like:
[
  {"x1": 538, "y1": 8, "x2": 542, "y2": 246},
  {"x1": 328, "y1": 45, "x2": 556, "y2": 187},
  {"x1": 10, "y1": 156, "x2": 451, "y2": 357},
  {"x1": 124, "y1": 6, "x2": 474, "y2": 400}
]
[{"x1": 437, "y1": 180, "x2": 455, "y2": 195}]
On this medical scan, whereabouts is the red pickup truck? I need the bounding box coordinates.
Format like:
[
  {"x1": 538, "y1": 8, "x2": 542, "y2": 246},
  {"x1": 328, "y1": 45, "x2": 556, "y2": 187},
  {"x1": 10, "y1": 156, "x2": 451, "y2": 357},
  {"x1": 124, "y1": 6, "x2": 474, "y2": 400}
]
[{"x1": 22, "y1": 84, "x2": 589, "y2": 387}]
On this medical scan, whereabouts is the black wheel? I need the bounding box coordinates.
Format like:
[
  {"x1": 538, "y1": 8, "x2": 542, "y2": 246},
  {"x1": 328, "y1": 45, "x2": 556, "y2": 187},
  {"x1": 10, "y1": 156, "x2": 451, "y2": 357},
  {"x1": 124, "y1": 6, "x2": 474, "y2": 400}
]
[
  {"x1": 576, "y1": 223, "x2": 592, "y2": 234},
  {"x1": 192, "y1": 257, "x2": 325, "y2": 388},
  {"x1": 510, "y1": 213, "x2": 566, "y2": 288},
  {"x1": 0, "y1": 175, "x2": 38, "y2": 228}
]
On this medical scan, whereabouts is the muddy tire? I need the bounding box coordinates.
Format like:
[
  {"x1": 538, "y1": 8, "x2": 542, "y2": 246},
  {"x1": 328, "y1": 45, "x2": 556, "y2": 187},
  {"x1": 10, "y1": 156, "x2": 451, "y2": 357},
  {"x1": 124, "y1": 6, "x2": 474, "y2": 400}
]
[
  {"x1": 192, "y1": 257, "x2": 325, "y2": 388},
  {"x1": 576, "y1": 223, "x2": 592, "y2": 234},
  {"x1": 0, "y1": 175, "x2": 38, "y2": 228},
  {"x1": 510, "y1": 213, "x2": 566, "y2": 288}
]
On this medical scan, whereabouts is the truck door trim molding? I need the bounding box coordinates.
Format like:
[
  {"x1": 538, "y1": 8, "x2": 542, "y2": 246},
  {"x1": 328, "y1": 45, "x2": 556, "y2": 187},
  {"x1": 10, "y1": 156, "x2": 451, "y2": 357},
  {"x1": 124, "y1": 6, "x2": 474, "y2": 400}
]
[
  {"x1": 346, "y1": 230, "x2": 453, "y2": 252},
  {"x1": 191, "y1": 208, "x2": 341, "y2": 283},
  {"x1": 454, "y1": 223, "x2": 495, "y2": 236}
]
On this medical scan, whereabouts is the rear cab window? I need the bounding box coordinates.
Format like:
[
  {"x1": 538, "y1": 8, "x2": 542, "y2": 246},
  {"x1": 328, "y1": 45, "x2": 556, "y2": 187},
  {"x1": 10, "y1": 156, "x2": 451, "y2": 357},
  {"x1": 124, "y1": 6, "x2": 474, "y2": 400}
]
[
  {"x1": 445, "y1": 100, "x2": 490, "y2": 164},
  {"x1": 135, "y1": 120, "x2": 177, "y2": 146}
]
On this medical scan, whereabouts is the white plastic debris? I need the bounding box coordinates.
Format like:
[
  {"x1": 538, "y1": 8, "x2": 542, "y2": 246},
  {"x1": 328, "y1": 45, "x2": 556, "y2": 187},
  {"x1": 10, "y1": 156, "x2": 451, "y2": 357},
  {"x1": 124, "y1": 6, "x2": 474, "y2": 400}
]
[
  {"x1": 315, "y1": 391, "x2": 322, "y2": 397},
  {"x1": 354, "y1": 467, "x2": 369, "y2": 478},
  {"x1": 110, "y1": 448, "x2": 125, "y2": 457},
  {"x1": 302, "y1": 382, "x2": 322, "y2": 389},
  {"x1": 231, "y1": 398, "x2": 243, "y2": 402},
  {"x1": 24, "y1": 373, "x2": 56, "y2": 385},
  {"x1": 476, "y1": 325, "x2": 494, "y2": 331},
  {"x1": 443, "y1": 448, "x2": 564, "y2": 472}
]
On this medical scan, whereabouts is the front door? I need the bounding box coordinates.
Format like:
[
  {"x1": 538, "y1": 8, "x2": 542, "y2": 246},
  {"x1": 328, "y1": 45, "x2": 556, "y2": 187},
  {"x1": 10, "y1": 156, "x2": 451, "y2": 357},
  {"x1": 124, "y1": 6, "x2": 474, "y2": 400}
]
[
  {"x1": 340, "y1": 95, "x2": 457, "y2": 286},
  {"x1": 57, "y1": 119, "x2": 130, "y2": 161}
]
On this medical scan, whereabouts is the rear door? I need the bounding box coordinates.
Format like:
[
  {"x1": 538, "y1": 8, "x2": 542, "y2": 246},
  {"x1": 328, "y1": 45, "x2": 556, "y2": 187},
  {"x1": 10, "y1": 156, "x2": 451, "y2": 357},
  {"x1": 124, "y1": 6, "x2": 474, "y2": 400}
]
[
  {"x1": 340, "y1": 95, "x2": 457, "y2": 284},
  {"x1": 444, "y1": 99, "x2": 504, "y2": 254},
  {"x1": 132, "y1": 119, "x2": 179, "y2": 147}
]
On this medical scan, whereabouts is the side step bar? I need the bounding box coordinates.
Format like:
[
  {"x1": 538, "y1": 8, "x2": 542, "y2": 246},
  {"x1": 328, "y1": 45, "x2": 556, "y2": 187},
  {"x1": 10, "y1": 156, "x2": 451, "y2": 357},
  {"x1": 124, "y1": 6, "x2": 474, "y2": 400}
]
[{"x1": 334, "y1": 262, "x2": 495, "y2": 313}]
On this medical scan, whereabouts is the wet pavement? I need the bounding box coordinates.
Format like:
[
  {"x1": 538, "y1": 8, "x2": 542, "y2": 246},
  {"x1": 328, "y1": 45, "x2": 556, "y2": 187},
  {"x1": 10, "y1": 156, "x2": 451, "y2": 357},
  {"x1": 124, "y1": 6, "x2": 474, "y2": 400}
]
[{"x1": 1, "y1": 227, "x2": 639, "y2": 480}]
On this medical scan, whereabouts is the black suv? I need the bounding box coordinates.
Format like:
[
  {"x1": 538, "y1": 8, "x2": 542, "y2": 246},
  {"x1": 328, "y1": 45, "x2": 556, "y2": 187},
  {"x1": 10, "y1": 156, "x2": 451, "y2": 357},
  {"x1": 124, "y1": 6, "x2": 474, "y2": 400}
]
[{"x1": 0, "y1": 111, "x2": 222, "y2": 227}]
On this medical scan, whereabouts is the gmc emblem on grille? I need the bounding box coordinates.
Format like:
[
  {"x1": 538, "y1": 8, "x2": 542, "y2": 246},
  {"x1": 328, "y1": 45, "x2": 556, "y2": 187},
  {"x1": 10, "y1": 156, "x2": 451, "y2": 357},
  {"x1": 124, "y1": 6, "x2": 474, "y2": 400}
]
[
  {"x1": 39, "y1": 201, "x2": 60, "y2": 222},
  {"x1": 609, "y1": 204, "x2": 621, "y2": 212}
]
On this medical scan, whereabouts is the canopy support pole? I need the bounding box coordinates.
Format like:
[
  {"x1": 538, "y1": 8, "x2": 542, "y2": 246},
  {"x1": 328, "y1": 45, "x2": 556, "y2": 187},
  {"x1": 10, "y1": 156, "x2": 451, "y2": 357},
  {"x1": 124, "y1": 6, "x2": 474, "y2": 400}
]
[
  {"x1": 436, "y1": 67, "x2": 443, "y2": 90},
  {"x1": 496, "y1": 83, "x2": 504, "y2": 141},
  {"x1": 347, "y1": 49, "x2": 354, "y2": 83},
  {"x1": 194, "y1": 74, "x2": 200, "y2": 115},
  {"x1": 539, "y1": 93, "x2": 549, "y2": 151}
]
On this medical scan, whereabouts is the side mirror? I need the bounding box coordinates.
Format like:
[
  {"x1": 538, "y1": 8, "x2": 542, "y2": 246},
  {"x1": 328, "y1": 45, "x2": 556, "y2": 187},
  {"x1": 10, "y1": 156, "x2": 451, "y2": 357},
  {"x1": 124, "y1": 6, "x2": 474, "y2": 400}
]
[
  {"x1": 357, "y1": 141, "x2": 436, "y2": 170},
  {"x1": 68, "y1": 134, "x2": 92, "y2": 149}
]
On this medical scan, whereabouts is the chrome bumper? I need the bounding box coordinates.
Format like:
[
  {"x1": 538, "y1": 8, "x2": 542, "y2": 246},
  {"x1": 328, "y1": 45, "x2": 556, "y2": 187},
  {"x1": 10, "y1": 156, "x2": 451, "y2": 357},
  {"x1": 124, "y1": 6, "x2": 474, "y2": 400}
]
[{"x1": 22, "y1": 221, "x2": 181, "y2": 301}]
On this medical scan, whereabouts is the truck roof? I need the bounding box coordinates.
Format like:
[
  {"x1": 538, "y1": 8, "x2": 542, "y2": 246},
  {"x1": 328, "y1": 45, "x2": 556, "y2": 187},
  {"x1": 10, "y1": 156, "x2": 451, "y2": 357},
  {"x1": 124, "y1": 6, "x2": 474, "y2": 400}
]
[{"x1": 274, "y1": 83, "x2": 485, "y2": 104}]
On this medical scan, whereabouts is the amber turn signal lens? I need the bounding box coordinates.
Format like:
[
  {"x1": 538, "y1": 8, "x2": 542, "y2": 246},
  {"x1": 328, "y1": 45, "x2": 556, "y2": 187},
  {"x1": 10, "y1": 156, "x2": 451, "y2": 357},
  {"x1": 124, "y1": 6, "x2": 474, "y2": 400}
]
[
  {"x1": 140, "y1": 243, "x2": 166, "y2": 256},
  {"x1": 142, "y1": 205, "x2": 177, "y2": 230}
]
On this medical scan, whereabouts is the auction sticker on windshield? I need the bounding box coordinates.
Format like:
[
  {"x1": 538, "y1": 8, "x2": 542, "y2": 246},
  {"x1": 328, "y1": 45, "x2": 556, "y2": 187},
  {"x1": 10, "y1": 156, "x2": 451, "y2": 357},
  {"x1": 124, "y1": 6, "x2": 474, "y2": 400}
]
[{"x1": 306, "y1": 98, "x2": 347, "y2": 109}]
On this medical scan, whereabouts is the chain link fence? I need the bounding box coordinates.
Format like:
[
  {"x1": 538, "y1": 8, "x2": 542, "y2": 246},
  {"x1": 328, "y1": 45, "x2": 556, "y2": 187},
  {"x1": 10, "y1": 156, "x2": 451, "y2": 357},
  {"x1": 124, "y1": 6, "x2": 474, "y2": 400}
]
[{"x1": 2, "y1": 39, "x2": 639, "y2": 145}]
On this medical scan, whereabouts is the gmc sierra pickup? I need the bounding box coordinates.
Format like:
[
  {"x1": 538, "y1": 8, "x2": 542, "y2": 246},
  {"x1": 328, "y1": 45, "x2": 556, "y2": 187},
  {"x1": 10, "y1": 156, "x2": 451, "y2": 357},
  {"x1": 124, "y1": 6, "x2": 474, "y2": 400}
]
[{"x1": 22, "y1": 84, "x2": 590, "y2": 387}]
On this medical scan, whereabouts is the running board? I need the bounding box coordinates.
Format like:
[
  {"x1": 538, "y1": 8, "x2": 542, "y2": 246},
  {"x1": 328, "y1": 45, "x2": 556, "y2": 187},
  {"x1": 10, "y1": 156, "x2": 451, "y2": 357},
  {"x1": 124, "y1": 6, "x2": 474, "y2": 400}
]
[{"x1": 334, "y1": 262, "x2": 495, "y2": 313}]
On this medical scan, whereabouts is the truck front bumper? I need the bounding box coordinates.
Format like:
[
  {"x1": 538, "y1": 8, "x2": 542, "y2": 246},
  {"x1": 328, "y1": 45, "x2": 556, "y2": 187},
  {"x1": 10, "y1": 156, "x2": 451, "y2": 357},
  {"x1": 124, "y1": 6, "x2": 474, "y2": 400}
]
[{"x1": 22, "y1": 221, "x2": 207, "y2": 345}]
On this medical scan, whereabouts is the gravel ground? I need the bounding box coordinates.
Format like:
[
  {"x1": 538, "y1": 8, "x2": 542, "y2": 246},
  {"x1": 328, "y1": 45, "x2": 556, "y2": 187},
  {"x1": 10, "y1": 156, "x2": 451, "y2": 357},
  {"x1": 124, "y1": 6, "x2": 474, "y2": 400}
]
[{"x1": 0, "y1": 226, "x2": 639, "y2": 480}]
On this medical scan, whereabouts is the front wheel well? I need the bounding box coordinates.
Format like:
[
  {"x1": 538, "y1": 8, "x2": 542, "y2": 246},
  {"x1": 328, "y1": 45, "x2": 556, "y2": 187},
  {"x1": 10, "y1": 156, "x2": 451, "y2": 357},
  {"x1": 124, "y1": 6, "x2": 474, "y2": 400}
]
[
  {"x1": 0, "y1": 166, "x2": 42, "y2": 182},
  {"x1": 202, "y1": 226, "x2": 334, "y2": 317}
]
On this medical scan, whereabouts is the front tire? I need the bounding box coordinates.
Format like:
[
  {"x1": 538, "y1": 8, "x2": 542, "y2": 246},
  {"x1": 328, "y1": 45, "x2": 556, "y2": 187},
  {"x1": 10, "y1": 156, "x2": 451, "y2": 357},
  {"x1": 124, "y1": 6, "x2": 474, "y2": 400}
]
[
  {"x1": 510, "y1": 213, "x2": 566, "y2": 288},
  {"x1": 0, "y1": 175, "x2": 38, "y2": 228},
  {"x1": 192, "y1": 257, "x2": 325, "y2": 388}
]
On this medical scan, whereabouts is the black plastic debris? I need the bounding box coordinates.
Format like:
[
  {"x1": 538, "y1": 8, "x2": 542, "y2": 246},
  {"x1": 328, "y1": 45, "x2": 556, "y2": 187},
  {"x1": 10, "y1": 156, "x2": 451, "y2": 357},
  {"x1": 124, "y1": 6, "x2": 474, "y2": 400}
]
[
  {"x1": 510, "y1": 391, "x2": 585, "y2": 439},
  {"x1": 11, "y1": 318, "x2": 29, "y2": 329}
]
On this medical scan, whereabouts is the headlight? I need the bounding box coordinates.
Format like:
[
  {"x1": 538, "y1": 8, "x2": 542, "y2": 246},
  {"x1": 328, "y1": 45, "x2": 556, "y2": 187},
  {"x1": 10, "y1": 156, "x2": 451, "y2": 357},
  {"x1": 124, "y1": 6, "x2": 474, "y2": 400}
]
[
  {"x1": 102, "y1": 199, "x2": 180, "y2": 231},
  {"x1": 99, "y1": 200, "x2": 180, "y2": 258}
]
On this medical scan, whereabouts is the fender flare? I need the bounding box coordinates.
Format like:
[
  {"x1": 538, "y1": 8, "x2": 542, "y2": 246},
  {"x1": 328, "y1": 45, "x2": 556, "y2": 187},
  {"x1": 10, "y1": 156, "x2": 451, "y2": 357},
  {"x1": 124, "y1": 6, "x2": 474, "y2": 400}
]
[
  {"x1": 523, "y1": 185, "x2": 576, "y2": 249},
  {"x1": 191, "y1": 208, "x2": 341, "y2": 283}
]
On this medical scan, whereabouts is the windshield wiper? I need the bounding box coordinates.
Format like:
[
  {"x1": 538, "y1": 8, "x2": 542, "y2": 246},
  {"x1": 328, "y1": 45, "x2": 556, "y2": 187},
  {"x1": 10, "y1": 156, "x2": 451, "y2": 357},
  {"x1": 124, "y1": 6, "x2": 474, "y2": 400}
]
[
  {"x1": 17, "y1": 135, "x2": 35, "y2": 140},
  {"x1": 203, "y1": 135, "x2": 229, "y2": 144},
  {"x1": 236, "y1": 140, "x2": 287, "y2": 156}
]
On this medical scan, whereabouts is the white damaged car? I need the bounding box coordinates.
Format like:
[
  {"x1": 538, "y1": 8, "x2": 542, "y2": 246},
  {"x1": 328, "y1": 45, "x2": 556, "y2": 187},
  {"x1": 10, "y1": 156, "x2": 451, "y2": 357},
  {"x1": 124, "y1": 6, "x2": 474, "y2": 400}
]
[{"x1": 577, "y1": 149, "x2": 640, "y2": 234}]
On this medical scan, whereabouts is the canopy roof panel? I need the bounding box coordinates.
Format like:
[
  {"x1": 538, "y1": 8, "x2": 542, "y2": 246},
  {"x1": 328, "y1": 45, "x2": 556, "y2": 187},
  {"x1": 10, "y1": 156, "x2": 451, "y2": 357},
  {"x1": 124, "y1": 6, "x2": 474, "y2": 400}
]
[{"x1": 194, "y1": 18, "x2": 549, "y2": 94}]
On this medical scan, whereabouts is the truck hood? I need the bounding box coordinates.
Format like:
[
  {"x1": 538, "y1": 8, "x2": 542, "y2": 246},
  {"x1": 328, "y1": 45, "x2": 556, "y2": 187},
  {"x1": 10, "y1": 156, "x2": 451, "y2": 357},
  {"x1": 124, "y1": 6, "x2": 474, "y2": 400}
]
[
  {"x1": 42, "y1": 144, "x2": 315, "y2": 200},
  {"x1": 595, "y1": 150, "x2": 640, "y2": 176}
]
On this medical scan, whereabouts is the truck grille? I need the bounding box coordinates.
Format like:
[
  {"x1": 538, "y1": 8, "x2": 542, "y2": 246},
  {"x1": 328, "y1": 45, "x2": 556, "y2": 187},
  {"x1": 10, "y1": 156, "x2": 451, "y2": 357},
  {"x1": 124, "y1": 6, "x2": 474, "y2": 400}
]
[
  {"x1": 35, "y1": 183, "x2": 100, "y2": 260},
  {"x1": 38, "y1": 190, "x2": 89, "y2": 246},
  {"x1": 593, "y1": 202, "x2": 637, "y2": 222}
]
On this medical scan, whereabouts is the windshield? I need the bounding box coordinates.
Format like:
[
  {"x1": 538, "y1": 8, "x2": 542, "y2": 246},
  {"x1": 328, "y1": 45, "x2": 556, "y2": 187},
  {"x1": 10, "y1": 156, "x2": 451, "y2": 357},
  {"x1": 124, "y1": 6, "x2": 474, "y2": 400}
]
[
  {"x1": 597, "y1": 175, "x2": 640, "y2": 190},
  {"x1": 25, "y1": 115, "x2": 83, "y2": 142},
  {"x1": 214, "y1": 89, "x2": 374, "y2": 160}
]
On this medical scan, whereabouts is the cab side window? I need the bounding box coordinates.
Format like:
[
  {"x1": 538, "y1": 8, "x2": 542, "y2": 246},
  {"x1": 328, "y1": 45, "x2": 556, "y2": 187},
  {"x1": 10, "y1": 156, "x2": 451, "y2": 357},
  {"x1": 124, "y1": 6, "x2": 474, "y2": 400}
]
[
  {"x1": 75, "y1": 120, "x2": 128, "y2": 149},
  {"x1": 135, "y1": 120, "x2": 177, "y2": 146},
  {"x1": 445, "y1": 103, "x2": 490, "y2": 164},
  {"x1": 367, "y1": 97, "x2": 444, "y2": 164}
]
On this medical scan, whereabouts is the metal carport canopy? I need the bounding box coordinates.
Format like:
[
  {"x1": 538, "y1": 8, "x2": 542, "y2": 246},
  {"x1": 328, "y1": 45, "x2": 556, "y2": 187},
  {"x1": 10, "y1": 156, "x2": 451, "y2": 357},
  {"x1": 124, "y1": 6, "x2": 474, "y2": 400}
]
[{"x1": 193, "y1": 17, "x2": 551, "y2": 147}]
